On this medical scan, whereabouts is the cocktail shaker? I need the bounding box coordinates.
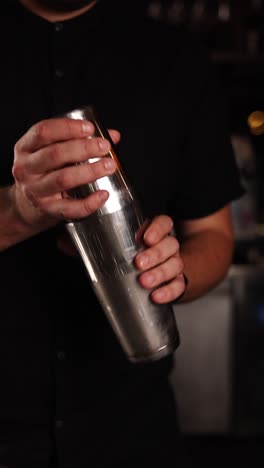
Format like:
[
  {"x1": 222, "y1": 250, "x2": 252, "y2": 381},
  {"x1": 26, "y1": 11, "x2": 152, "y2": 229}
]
[{"x1": 64, "y1": 106, "x2": 178, "y2": 363}]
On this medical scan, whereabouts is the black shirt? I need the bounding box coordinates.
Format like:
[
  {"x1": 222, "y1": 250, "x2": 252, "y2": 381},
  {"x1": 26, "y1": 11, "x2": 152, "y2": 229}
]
[{"x1": 0, "y1": 1, "x2": 243, "y2": 466}]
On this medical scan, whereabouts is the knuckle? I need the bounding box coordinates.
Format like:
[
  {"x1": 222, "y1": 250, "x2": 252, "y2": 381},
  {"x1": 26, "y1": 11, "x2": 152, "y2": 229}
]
[
  {"x1": 14, "y1": 139, "x2": 23, "y2": 155},
  {"x1": 87, "y1": 163, "x2": 96, "y2": 180},
  {"x1": 56, "y1": 171, "x2": 69, "y2": 190},
  {"x1": 158, "y1": 263, "x2": 166, "y2": 279},
  {"x1": 35, "y1": 120, "x2": 49, "y2": 141},
  {"x1": 50, "y1": 143, "x2": 63, "y2": 165},
  {"x1": 93, "y1": 161, "x2": 105, "y2": 179},
  {"x1": 12, "y1": 163, "x2": 25, "y2": 181},
  {"x1": 82, "y1": 138, "x2": 92, "y2": 157},
  {"x1": 64, "y1": 118, "x2": 72, "y2": 135},
  {"x1": 89, "y1": 137, "x2": 101, "y2": 156},
  {"x1": 86, "y1": 161, "x2": 100, "y2": 181},
  {"x1": 154, "y1": 246, "x2": 163, "y2": 263}
]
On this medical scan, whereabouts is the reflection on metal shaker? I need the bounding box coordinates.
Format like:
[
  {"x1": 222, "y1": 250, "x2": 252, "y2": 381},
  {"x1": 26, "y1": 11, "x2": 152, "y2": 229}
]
[{"x1": 63, "y1": 106, "x2": 178, "y2": 363}]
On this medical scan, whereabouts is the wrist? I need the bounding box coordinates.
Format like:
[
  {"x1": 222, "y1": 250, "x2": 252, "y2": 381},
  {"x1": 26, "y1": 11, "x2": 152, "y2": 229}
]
[
  {"x1": 8, "y1": 184, "x2": 35, "y2": 229},
  {"x1": 6, "y1": 185, "x2": 47, "y2": 240}
]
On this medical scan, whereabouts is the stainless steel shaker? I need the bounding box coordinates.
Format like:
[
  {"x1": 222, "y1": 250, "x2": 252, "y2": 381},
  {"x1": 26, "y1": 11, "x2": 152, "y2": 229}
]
[{"x1": 64, "y1": 105, "x2": 178, "y2": 363}]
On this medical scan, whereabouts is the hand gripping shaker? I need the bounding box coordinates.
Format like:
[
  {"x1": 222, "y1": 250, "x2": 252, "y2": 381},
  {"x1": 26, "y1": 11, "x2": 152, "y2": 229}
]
[{"x1": 64, "y1": 106, "x2": 178, "y2": 363}]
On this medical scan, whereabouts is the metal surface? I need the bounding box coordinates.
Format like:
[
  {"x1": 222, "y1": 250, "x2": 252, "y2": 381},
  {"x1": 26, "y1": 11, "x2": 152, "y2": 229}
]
[{"x1": 64, "y1": 106, "x2": 178, "y2": 363}]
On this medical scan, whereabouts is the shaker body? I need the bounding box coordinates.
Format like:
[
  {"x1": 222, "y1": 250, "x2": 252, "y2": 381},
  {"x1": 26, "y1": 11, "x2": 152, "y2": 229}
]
[{"x1": 64, "y1": 106, "x2": 178, "y2": 363}]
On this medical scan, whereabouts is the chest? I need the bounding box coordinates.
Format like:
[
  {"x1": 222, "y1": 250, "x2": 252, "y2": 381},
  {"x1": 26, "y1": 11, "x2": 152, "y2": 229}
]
[{"x1": 0, "y1": 26, "x2": 188, "y2": 216}]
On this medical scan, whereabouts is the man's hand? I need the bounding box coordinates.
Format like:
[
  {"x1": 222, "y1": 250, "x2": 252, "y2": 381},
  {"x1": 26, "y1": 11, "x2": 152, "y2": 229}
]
[
  {"x1": 135, "y1": 215, "x2": 186, "y2": 304},
  {"x1": 11, "y1": 117, "x2": 119, "y2": 231}
]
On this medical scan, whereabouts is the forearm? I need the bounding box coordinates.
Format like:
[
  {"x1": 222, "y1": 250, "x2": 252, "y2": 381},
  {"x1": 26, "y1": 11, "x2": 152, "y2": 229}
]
[
  {"x1": 0, "y1": 185, "x2": 42, "y2": 251},
  {"x1": 179, "y1": 229, "x2": 234, "y2": 303}
]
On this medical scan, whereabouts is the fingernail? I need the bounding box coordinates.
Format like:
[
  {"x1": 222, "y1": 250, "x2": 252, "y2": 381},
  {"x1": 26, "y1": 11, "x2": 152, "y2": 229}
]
[
  {"x1": 138, "y1": 254, "x2": 149, "y2": 268},
  {"x1": 146, "y1": 230, "x2": 158, "y2": 243},
  {"x1": 82, "y1": 122, "x2": 93, "y2": 133},
  {"x1": 153, "y1": 290, "x2": 165, "y2": 301},
  {"x1": 146, "y1": 274, "x2": 155, "y2": 286},
  {"x1": 104, "y1": 159, "x2": 116, "y2": 170},
  {"x1": 98, "y1": 191, "x2": 109, "y2": 201},
  {"x1": 98, "y1": 139, "x2": 110, "y2": 151}
]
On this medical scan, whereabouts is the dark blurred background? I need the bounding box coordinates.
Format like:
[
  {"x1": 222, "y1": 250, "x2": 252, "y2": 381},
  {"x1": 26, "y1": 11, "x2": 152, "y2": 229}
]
[{"x1": 126, "y1": 1, "x2": 264, "y2": 466}]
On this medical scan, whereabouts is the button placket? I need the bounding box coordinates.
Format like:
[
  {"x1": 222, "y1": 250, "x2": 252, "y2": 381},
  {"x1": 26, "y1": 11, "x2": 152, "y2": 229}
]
[
  {"x1": 55, "y1": 67, "x2": 64, "y2": 79},
  {"x1": 57, "y1": 350, "x2": 66, "y2": 361},
  {"x1": 54, "y1": 22, "x2": 63, "y2": 33},
  {"x1": 52, "y1": 20, "x2": 66, "y2": 93},
  {"x1": 55, "y1": 419, "x2": 64, "y2": 429}
]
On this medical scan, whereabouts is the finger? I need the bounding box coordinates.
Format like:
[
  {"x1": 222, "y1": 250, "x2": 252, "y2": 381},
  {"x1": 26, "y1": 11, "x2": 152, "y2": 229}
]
[
  {"x1": 135, "y1": 235, "x2": 180, "y2": 271},
  {"x1": 26, "y1": 137, "x2": 111, "y2": 173},
  {"x1": 39, "y1": 190, "x2": 110, "y2": 220},
  {"x1": 16, "y1": 118, "x2": 95, "y2": 153},
  {"x1": 108, "y1": 129, "x2": 121, "y2": 145},
  {"x1": 29, "y1": 157, "x2": 117, "y2": 197},
  {"x1": 143, "y1": 215, "x2": 174, "y2": 246},
  {"x1": 151, "y1": 274, "x2": 186, "y2": 304},
  {"x1": 139, "y1": 255, "x2": 184, "y2": 290}
]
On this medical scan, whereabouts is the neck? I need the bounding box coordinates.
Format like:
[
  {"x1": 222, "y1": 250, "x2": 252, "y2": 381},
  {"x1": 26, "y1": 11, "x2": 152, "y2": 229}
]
[{"x1": 19, "y1": 0, "x2": 98, "y2": 22}]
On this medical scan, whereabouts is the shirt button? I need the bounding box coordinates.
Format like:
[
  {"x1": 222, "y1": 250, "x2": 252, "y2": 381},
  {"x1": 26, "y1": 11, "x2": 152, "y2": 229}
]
[
  {"x1": 56, "y1": 419, "x2": 64, "y2": 429},
  {"x1": 54, "y1": 22, "x2": 63, "y2": 32},
  {"x1": 57, "y1": 350, "x2": 65, "y2": 361},
  {"x1": 55, "y1": 68, "x2": 64, "y2": 79}
]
